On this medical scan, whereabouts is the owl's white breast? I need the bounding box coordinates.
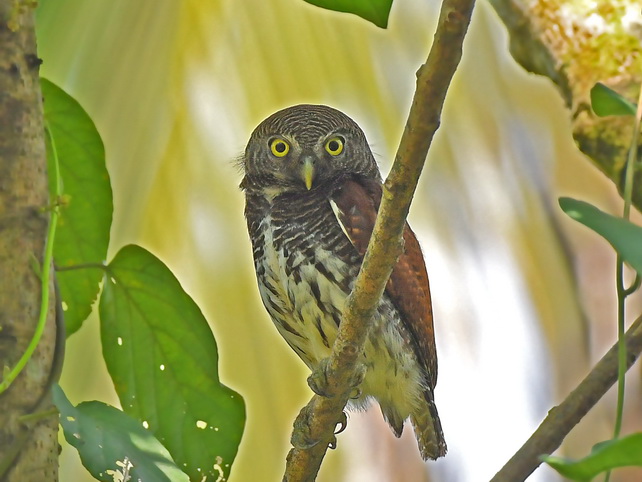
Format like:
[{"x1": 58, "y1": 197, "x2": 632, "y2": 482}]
[
  {"x1": 255, "y1": 214, "x2": 348, "y2": 367},
  {"x1": 254, "y1": 211, "x2": 425, "y2": 422}
]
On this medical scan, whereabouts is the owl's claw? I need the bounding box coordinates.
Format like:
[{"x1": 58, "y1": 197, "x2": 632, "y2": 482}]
[
  {"x1": 307, "y1": 358, "x2": 366, "y2": 398},
  {"x1": 290, "y1": 403, "x2": 344, "y2": 451},
  {"x1": 291, "y1": 404, "x2": 319, "y2": 449},
  {"x1": 351, "y1": 363, "x2": 367, "y2": 388},
  {"x1": 298, "y1": 359, "x2": 360, "y2": 451},
  {"x1": 307, "y1": 357, "x2": 334, "y2": 397},
  {"x1": 335, "y1": 411, "x2": 348, "y2": 435},
  {"x1": 307, "y1": 372, "x2": 327, "y2": 397},
  {"x1": 327, "y1": 412, "x2": 348, "y2": 449},
  {"x1": 328, "y1": 435, "x2": 338, "y2": 450}
]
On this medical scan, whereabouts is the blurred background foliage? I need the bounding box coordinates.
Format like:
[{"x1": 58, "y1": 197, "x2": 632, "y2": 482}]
[{"x1": 36, "y1": 0, "x2": 641, "y2": 480}]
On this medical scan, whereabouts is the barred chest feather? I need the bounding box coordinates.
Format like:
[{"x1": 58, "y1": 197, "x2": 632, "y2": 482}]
[{"x1": 246, "y1": 188, "x2": 426, "y2": 419}]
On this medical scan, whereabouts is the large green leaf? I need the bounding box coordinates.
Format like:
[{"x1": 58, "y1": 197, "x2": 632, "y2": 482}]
[
  {"x1": 53, "y1": 384, "x2": 189, "y2": 482},
  {"x1": 560, "y1": 197, "x2": 642, "y2": 275},
  {"x1": 42, "y1": 78, "x2": 113, "y2": 336},
  {"x1": 304, "y1": 0, "x2": 393, "y2": 28},
  {"x1": 544, "y1": 434, "x2": 642, "y2": 479},
  {"x1": 100, "y1": 245, "x2": 245, "y2": 481},
  {"x1": 590, "y1": 83, "x2": 637, "y2": 117}
]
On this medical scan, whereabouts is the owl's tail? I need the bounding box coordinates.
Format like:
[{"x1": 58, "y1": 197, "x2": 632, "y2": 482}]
[{"x1": 410, "y1": 388, "x2": 447, "y2": 460}]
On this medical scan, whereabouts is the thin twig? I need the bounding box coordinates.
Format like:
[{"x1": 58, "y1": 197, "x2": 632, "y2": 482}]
[
  {"x1": 491, "y1": 313, "x2": 642, "y2": 481},
  {"x1": 282, "y1": 0, "x2": 476, "y2": 480}
]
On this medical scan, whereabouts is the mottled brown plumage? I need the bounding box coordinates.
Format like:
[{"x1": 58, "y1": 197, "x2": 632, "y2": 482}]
[{"x1": 240, "y1": 104, "x2": 446, "y2": 459}]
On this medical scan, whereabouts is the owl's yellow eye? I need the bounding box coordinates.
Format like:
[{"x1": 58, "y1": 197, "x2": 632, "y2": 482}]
[
  {"x1": 325, "y1": 137, "x2": 344, "y2": 156},
  {"x1": 270, "y1": 138, "x2": 290, "y2": 157}
]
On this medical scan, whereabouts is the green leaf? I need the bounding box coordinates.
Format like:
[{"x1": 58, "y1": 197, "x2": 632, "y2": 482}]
[
  {"x1": 100, "y1": 245, "x2": 245, "y2": 481},
  {"x1": 41, "y1": 78, "x2": 113, "y2": 336},
  {"x1": 543, "y1": 434, "x2": 642, "y2": 479},
  {"x1": 304, "y1": 0, "x2": 393, "y2": 28},
  {"x1": 590, "y1": 83, "x2": 637, "y2": 117},
  {"x1": 560, "y1": 197, "x2": 642, "y2": 275},
  {"x1": 53, "y1": 384, "x2": 189, "y2": 482}
]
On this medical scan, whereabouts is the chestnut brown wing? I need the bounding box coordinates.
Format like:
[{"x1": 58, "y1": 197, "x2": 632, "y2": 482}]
[{"x1": 330, "y1": 177, "x2": 438, "y2": 388}]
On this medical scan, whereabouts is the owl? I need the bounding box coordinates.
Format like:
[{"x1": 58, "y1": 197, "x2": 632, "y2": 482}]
[{"x1": 240, "y1": 104, "x2": 446, "y2": 460}]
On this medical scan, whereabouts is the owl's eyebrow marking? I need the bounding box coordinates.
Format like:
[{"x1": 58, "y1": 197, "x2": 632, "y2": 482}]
[
  {"x1": 324, "y1": 130, "x2": 349, "y2": 138},
  {"x1": 267, "y1": 135, "x2": 289, "y2": 143}
]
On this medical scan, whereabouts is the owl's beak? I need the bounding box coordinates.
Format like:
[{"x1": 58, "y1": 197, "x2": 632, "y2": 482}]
[{"x1": 301, "y1": 156, "x2": 315, "y2": 190}]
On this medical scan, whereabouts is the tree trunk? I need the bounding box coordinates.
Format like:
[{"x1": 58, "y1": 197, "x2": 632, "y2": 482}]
[{"x1": 0, "y1": 2, "x2": 59, "y2": 481}]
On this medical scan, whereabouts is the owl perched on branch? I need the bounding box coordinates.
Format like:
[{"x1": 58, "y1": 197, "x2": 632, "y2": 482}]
[{"x1": 240, "y1": 104, "x2": 446, "y2": 460}]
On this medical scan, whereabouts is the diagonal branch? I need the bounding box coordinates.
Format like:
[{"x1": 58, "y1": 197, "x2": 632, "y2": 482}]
[
  {"x1": 491, "y1": 313, "x2": 642, "y2": 481},
  {"x1": 282, "y1": 0, "x2": 476, "y2": 479}
]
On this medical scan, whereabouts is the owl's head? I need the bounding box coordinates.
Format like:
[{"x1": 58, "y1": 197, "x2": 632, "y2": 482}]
[{"x1": 241, "y1": 104, "x2": 380, "y2": 195}]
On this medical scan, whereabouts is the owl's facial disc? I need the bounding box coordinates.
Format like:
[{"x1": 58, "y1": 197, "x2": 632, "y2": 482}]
[{"x1": 253, "y1": 129, "x2": 356, "y2": 194}]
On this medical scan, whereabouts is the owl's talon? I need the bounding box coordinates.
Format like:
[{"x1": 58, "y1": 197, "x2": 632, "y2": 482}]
[
  {"x1": 307, "y1": 358, "x2": 333, "y2": 397},
  {"x1": 353, "y1": 363, "x2": 366, "y2": 384},
  {"x1": 308, "y1": 359, "x2": 367, "y2": 398},
  {"x1": 291, "y1": 403, "x2": 345, "y2": 450},
  {"x1": 328, "y1": 435, "x2": 338, "y2": 450},
  {"x1": 350, "y1": 364, "x2": 367, "y2": 399},
  {"x1": 335, "y1": 411, "x2": 348, "y2": 435},
  {"x1": 291, "y1": 404, "x2": 319, "y2": 449}
]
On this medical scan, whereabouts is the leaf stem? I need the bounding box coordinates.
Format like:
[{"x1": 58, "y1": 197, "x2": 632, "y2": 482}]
[
  {"x1": 623, "y1": 274, "x2": 641, "y2": 297},
  {"x1": 0, "y1": 123, "x2": 60, "y2": 395},
  {"x1": 621, "y1": 88, "x2": 642, "y2": 222},
  {"x1": 613, "y1": 257, "x2": 627, "y2": 439},
  {"x1": 55, "y1": 262, "x2": 107, "y2": 272},
  {"x1": 18, "y1": 407, "x2": 60, "y2": 424}
]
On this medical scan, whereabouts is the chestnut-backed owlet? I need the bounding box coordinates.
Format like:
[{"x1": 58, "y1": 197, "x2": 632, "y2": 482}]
[{"x1": 240, "y1": 104, "x2": 446, "y2": 460}]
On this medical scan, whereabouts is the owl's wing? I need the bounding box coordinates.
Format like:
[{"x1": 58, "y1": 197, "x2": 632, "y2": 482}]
[{"x1": 330, "y1": 177, "x2": 438, "y2": 388}]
